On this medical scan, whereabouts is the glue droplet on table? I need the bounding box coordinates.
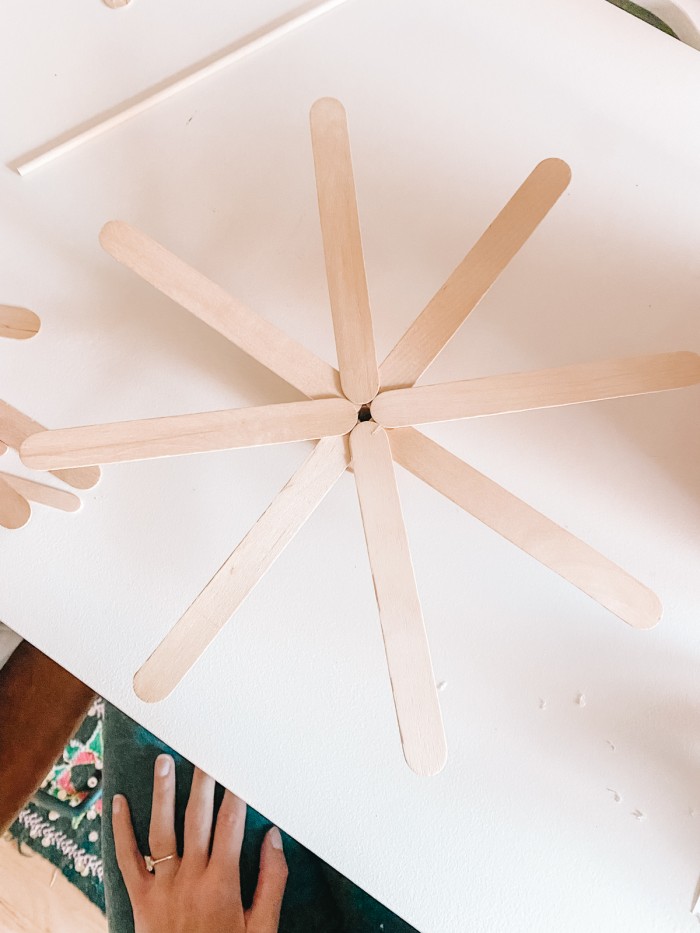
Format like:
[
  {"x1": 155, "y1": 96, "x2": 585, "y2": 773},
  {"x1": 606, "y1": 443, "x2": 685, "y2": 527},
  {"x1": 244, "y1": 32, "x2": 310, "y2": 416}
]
[
  {"x1": 607, "y1": 788, "x2": 621, "y2": 803},
  {"x1": 437, "y1": 681, "x2": 447, "y2": 692},
  {"x1": 606, "y1": 740, "x2": 616, "y2": 752},
  {"x1": 631, "y1": 809, "x2": 646, "y2": 821},
  {"x1": 539, "y1": 698, "x2": 547, "y2": 710},
  {"x1": 575, "y1": 693, "x2": 586, "y2": 707}
]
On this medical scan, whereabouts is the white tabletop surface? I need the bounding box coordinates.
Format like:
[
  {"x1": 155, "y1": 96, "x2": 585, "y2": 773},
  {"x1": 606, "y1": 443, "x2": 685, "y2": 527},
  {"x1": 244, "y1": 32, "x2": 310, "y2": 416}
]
[{"x1": 3, "y1": 1, "x2": 700, "y2": 930}]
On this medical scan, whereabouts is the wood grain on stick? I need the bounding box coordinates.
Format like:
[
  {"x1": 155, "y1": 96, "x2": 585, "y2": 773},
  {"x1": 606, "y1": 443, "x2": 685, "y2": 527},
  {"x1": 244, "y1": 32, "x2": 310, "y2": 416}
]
[
  {"x1": 0, "y1": 305, "x2": 40, "y2": 340},
  {"x1": 379, "y1": 159, "x2": 571, "y2": 390},
  {"x1": 373, "y1": 352, "x2": 700, "y2": 426},
  {"x1": 0, "y1": 472, "x2": 80, "y2": 512},
  {"x1": 0, "y1": 476, "x2": 30, "y2": 529},
  {"x1": 20, "y1": 398, "x2": 357, "y2": 470},
  {"x1": 134, "y1": 435, "x2": 351, "y2": 702},
  {"x1": 0, "y1": 401, "x2": 100, "y2": 489},
  {"x1": 350, "y1": 422, "x2": 446, "y2": 776},
  {"x1": 389, "y1": 427, "x2": 662, "y2": 629},
  {"x1": 100, "y1": 221, "x2": 342, "y2": 400},
  {"x1": 310, "y1": 98, "x2": 379, "y2": 405}
]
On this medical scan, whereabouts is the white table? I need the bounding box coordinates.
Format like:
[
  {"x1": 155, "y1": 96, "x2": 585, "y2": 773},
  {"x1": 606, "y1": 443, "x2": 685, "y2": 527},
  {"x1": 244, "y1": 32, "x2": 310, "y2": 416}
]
[{"x1": 3, "y1": 2, "x2": 700, "y2": 929}]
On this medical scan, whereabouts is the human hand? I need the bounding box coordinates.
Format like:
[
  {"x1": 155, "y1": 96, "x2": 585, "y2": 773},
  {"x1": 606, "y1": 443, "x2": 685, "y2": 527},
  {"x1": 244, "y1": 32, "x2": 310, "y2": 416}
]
[{"x1": 112, "y1": 755, "x2": 288, "y2": 933}]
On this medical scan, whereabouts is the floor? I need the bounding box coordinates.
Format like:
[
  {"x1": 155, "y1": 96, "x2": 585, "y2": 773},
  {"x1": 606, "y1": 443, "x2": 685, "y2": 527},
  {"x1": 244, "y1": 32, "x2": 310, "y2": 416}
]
[{"x1": 0, "y1": 837, "x2": 106, "y2": 932}]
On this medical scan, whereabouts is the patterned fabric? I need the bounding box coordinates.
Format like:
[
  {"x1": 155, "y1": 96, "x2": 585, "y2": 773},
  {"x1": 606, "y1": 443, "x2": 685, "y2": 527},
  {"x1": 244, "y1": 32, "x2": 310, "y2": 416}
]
[
  {"x1": 8, "y1": 697, "x2": 105, "y2": 911},
  {"x1": 7, "y1": 697, "x2": 420, "y2": 929}
]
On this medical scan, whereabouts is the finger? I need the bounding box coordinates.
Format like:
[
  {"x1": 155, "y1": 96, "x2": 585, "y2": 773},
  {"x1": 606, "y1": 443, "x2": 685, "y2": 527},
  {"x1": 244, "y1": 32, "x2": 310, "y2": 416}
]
[
  {"x1": 112, "y1": 794, "x2": 151, "y2": 898},
  {"x1": 248, "y1": 828, "x2": 288, "y2": 932},
  {"x1": 183, "y1": 767, "x2": 216, "y2": 870},
  {"x1": 147, "y1": 754, "x2": 178, "y2": 877},
  {"x1": 209, "y1": 789, "x2": 246, "y2": 887}
]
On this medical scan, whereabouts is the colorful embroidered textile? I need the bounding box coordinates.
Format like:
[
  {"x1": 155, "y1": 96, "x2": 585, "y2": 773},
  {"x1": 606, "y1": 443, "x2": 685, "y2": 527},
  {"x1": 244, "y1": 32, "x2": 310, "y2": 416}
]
[{"x1": 8, "y1": 697, "x2": 105, "y2": 911}]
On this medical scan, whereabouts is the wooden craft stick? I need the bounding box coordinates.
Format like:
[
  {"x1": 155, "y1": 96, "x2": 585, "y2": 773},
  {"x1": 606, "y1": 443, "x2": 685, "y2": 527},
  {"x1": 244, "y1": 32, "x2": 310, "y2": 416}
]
[
  {"x1": 0, "y1": 476, "x2": 30, "y2": 530},
  {"x1": 134, "y1": 435, "x2": 351, "y2": 702},
  {"x1": 310, "y1": 98, "x2": 379, "y2": 405},
  {"x1": 350, "y1": 422, "x2": 446, "y2": 776},
  {"x1": 14, "y1": 0, "x2": 351, "y2": 176},
  {"x1": 379, "y1": 159, "x2": 571, "y2": 390},
  {"x1": 389, "y1": 427, "x2": 662, "y2": 629},
  {"x1": 0, "y1": 401, "x2": 100, "y2": 489},
  {"x1": 372, "y1": 351, "x2": 700, "y2": 427},
  {"x1": 0, "y1": 306, "x2": 40, "y2": 340},
  {"x1": 0, "y1": 472, "x2": 80, "y2": 512},
  {"x1": 20, "y1": 398, "x2": 357, "y2": 470},
  {"x1": 100, "y1": 221, "x2": 342, "y2": 400}
]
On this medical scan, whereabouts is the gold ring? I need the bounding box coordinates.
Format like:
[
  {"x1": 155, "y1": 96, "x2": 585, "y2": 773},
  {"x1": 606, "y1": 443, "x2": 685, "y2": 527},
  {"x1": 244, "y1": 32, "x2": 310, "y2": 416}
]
[{"x1": 144, "y1": 853, "x2": 176, "y2": 872}]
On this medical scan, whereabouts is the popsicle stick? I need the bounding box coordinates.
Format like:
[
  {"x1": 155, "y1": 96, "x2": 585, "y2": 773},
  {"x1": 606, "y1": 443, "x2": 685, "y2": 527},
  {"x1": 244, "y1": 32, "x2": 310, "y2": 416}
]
[
  {"x1": 14, "y1": 0, "x2": 351, "y2": 175},
  {"x1": 0, "y1": 305, "x2": 40, "y2": 340},
  {"x1": 0, "y1": 476, "x2": 30, "y2": 529},
  {"x1": 134, "y1": 435, "x2": 351, "y2": 702},
  {"x1": 100, "y1": 221, "x2": 342, "y2": 400},
  {"x1": 379, "y1": 159, "x2": 571, "y2": 390},
  {"x1": 0, "y1": 401, "x2": 100, "y2": 489},
  {"x1": 310, "y1": 98, "x2": 379, "y2": 406},
  {"x1": 350, "y1": 422, "x2": 446, "y2": 776},
  {"x1": 0, "y1": 472, "x2": 80, "y2": 512},
  {"x1": 373, "y1": 351, "x2": 700, "y2": 427},
  {"x1": 389, "y1": 427, "x2": 661, "y2": 629},
  {"x1": 21, "y1": 398, "x2": 357, "y2": 470}
]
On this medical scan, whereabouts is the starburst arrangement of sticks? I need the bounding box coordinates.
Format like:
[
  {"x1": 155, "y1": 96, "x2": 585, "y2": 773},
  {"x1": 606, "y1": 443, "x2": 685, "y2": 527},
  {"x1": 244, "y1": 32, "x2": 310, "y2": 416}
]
[
  {"x1": 18, "y1": 100, "x2": 700, "y2": 773},
  {"x1": 0, "y1": 308, "x2": 100, "y2": 527}
]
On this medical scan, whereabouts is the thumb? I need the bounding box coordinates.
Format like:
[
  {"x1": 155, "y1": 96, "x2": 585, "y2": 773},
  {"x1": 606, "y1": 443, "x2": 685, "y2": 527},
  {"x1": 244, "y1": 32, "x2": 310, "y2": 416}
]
[{"x1": 247, "y1": 827, "x2": 288, "y2": 932}]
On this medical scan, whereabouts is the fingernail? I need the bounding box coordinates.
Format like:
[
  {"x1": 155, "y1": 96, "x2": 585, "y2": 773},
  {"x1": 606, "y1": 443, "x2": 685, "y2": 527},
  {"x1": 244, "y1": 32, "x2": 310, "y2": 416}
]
[
  {"x1": 269, "y1": 827, "x2": 283, "y2": 850},
  {"x1": 112, "y1": 794, "x2": 123, "y2": 814},
  {"x1": 156, "y1": 754, "x2": 172, "y2": 777}
]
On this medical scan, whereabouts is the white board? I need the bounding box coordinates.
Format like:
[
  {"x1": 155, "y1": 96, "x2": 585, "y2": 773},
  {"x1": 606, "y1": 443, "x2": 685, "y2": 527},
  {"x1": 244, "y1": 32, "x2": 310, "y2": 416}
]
[{"x1": 2, "y1": 1, "x2": 700, "y2": 930}]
